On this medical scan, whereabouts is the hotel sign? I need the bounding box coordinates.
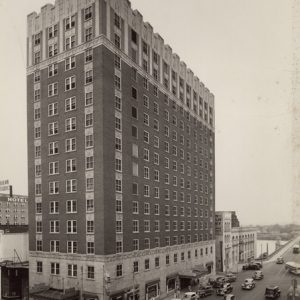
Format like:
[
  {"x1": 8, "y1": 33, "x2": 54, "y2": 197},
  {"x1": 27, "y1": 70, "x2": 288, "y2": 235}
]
[{"x1": 7, "y1": 197, "x2": 27, "y2": 203}]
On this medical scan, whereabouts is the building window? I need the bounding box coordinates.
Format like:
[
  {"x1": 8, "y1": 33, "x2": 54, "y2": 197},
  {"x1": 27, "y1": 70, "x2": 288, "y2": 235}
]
[
  {"x1": 66, "y1": 200, "x2": 77, "y2": 213},
  {"x1": 48, "y1": 24, "x2": 58, "y2": 39},
  {"x1": 65, "y1": 56, "x2": 76, "y2": 71},
  {"x1": 67, "y1": 264, "x2": 77, "y2": 277},
  {"x1": 86, "y1": 155, "x2": 94, "y2": 170},
  {"x1": 115, "y1": 54, "x2": 121, "y2": 69},
  {"x1": 50, "y1": 240, "x2": 60, "y2": 253},
  {"x1": 85, "y1": 70, "x2": 93, "y2": 84},
  {"x1": 36, "y1": 221, "x2": 42, "y2": 233},
  {"x1": 114, "y1": 33, "x2": 121, "y2": 49},
  {"x1": 48, "y1": 122, "x2": 58, "y2": 136},
  {"x1": 66, "y1": 179, "x2": 77, "y2": 193},
  {"x1": 48, "y1": 102, "x2": 58, "y2": 116},
  {"x1": 48, "y1": 43, "x2": 58, "y2": 57},
  {"x1": 85, "y1": 91, "x2": 93, "y2": 106},
  {"x1": 49, "y1": 201, "x2": 59, "y2": 214},
  {"x1": 86, "y1": 178, "x2": 94, "y2": 191},
  {"x1": 50, "y1": 220, "x2": 59, "y2": 233},
  {"x1": 86, "y1": 134, "x2": 94, "y2": 148},
  {"x1": 65, "y1": 76, "x2": 76, "y2": 91},
  {"x1": 87, "y1": 220, "x2": 94, "y2": 233},
  {"x1": 85, "y1": 113, "x2": 93, "y2": 127},
  {"x1": 67, "y1": 220, "x2": 77, "y2": 233},
  {"x1": 155, "y1": 257, "x2": 160, "y2": 268},
  {"x1": 87, "y1": 242, "x2": 95, "y2": 254},
  {"x1": 144, "y1": 259, "x2": 150, "y2": 270},
  {"x1": 84, "y1": 6, "x2": 93, "y2": 21},
  {"x1": 48, "y1": 83, "x2": 58, "y2": 97},
  {"x1": 49, "y1": 161, "x2": 59, "y2": 175},
  {"x1": 65, "y1": 97, "x2": 76, "y2": 112},
  {"x1": 87, "y1": 266, "x2": 95, "y2": 279},
  {"x1": 34, "y1": 88, "x2": 40, "y2": 101},
  {"x1": 66, "y1": 138, "x2": 76, "y2": 152},
  {"x1": 49, "y1": 181, "x2": 59, "y2": 194},
  {"x1": 133, "y1": 261, "x2": 139, "y2": 273},
  {"x1": 34, "y1": 51, "x2": 41, "y2": 64},
  {"x1": 65, "y1": 117, "x2": 76, "y2": 132},
  {"x1": 37, "y1": 261, "x2": 43, "y2": 273},
  {"x1": 85, "y1": 48, "x2": 93, "y2": 62},
  {"x1": 67, "y1": 241, "x2": 78, "y2": 254},
  {"x1": 36, "y1": 240, "x2": 43, "y2": 251},
  {"x1": 116, "y1": 264, "x2": 122, "y2": 277},
  {"x1": 133, "y1": 220, "x2": 139, "y2": 233},
  {"x1": 65, "y1": 36, "x2": 76, "y2": 50},
  {"x1": 65, "y1": 15, "x2": 76, "y2": 30},
  {"x1": 86, "y1": 199, "x2": 94, "y2": 212},
  {"x1": 85, "y1": 27, "x2": 93, "y2": 42},
  {"x1": 50, "y1": 262, "x2": 60, "y2": 275},
  {"x1": 34, "y1": 70, "x2": 40, "y2": 82}
]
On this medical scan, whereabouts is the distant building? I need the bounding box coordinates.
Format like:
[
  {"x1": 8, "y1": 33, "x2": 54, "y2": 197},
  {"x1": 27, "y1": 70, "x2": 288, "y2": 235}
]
[
  {"x1": 230, "y1": 211, "x2": 240, "y2": 228},
  {"x1": 215, "y1": 211, "x2": 257, "y2": 272},
  {"x1": 27, "y1": 0, "x2": 216, "y2": 300},
  {"x1": 0, "y1": 194, "x2": 28, "y2": 225}
]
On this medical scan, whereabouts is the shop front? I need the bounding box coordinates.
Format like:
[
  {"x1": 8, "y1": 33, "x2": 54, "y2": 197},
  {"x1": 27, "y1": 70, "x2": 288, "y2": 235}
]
[
  {"x1": 110, "y1": 286, "x2": 139, "y2": 300},
  {"x1": 145, "y1": 280, "x2": 160, "y2": 300}
]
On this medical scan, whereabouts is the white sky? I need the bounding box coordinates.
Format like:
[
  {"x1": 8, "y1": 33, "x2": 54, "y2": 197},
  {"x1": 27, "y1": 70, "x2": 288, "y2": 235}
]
[{"x1": 0, "y1": 0, "x2": 294, "y2": 225}]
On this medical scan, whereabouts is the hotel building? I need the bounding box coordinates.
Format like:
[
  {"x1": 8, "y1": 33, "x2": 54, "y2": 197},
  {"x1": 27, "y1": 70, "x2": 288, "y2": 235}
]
[{"x1": 27, "y1": 1, "x2": 215, "y2": 299}]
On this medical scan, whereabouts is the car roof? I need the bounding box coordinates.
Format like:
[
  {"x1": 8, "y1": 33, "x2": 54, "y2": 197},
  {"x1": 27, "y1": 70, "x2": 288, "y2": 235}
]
[
  {"x1": 185, "y1": 292, "x2": 196, "y2": 295},
  {"x1": 266, "y1": 285, "x2": 279, "y2": 290}
]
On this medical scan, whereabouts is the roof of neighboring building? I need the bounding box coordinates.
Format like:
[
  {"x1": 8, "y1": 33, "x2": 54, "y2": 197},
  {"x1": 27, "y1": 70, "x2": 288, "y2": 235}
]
[{"x1": 0, "y1": 225, "x2": 28, "y2": 234}]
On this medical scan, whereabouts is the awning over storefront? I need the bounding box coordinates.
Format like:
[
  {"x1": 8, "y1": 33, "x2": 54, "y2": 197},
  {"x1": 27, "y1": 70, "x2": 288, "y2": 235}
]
[
  {"x1": 166, "y1": 273, "x2": 178, "y2": 280},
  {"x1": 145, "y1": 279, "x2": 160, "y2": 287},
  {"x1": 193, "y1": 264, "x2": 209, "y2": 276},
  {"x1": 205, "y1": 261, "x2": 214, "y2": 267}
]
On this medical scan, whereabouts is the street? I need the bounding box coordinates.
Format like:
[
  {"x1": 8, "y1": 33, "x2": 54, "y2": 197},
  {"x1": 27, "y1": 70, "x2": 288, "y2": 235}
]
[{"x1": 199, "y1": 238, "x2": 300, "y2": 299}]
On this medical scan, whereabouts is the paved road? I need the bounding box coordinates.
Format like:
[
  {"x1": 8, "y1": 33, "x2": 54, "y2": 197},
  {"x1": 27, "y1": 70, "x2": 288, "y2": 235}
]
[{"x1": 198, "y1": 239, "x2": 300, "y2": 299}]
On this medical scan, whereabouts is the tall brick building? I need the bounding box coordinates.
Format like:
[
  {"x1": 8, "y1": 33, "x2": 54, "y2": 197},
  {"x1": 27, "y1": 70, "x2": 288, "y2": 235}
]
[{"x1": 27, "y1": 1, "x2": 215, "y2": 300}]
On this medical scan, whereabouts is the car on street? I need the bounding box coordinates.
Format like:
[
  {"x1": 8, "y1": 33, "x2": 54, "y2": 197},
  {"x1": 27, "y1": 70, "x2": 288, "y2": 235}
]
[
  {"x1": 197, "y1": 285, "x2": 214, "y2": 298},
  {"x1": 216, "y1": 283, "x2": 233, "y2": 296},
  {"x1": 265, "y1": 285, "x2": 281, "y2": 298},
  {"x1": 241, "y1": 278, "x2": 256, "y2": 290},
  {"x1": 255, "y1": 262, "x2": 263, "y2": 268},
  {"x1": 242, "y1": 263, "x2": 260, "y2": 270},
  {"x1": 225, "y1": 273, "x2": 237, "y2": 282},
  {"x1": 276, "y1": 257, "x2": 284, "y2": 264},
  {"x1": 253, "y1": 270, "x2": 264, "y2": 280},
  {"x1": 183, "y1": 292, "x2": 198, "y2": 300},
  {"x1": 208, "y1": 276, "x2": 226, "y2": 288},
  {"x1": 224, "y1": 295, "x2": 235, "y2": 300}
]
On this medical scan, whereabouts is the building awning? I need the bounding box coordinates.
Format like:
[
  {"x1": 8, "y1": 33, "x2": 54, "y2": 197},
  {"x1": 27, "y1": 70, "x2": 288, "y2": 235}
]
[
  {"x1": 30, "y1": 288, "x2": 79, "y2": 300},
  {"x1": 206, "y1": 261, "x2": 214, "y2": 267},
  {"x1": 193, "y1": 265, "x2": 209, "y2": 276},
  {"x1": 145, "y1": 279, "x2": 160, "y2": 287},
  {"x1": 82, "y1": 292, "x2": 99, "y2": 300},
  {"x1": 166, "y1": 273, "x2": 178, "y2": 280}
]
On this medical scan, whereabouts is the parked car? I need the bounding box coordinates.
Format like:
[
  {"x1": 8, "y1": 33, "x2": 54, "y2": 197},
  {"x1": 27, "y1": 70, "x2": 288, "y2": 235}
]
[
  {"x1": 253, "y1": 270, "x2": 264, "y2": 280},
  {"x1": 225, "y1": 273, "x2": 237, "y2": 282},
  {"x1": 224, "y1": 295, "x2": 235, "y2": 300},
  {"x1": 255, "y1": 262, "x2": 263, "y2": 269},
  {"x1": 276, "y1": 257, "x2": 284, "y2": 264},
  {"x1": 216, "y1": 283, "x2": 233, "y2": 296},
  {"x1": 184, "y1": 292, "x2": 198, "y2": 300},
  {"x1": 209, "y1": 276, "x2": 226, "y2": 288},
  {"x1": 197, "y1": 285, "x2": 214, "y2": 298},
  {"x1": 265, "y1": 286, "x2": 281, "y2": 298},
  {"x1": 241, "y1": 278, "x2": 256, "y2": 290},
  {"x1": 242, "y1": 263, "x2": 260, "y2": 270}
]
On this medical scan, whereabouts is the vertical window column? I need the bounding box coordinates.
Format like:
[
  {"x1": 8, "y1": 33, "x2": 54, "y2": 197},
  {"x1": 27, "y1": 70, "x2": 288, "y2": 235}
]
[{"x1": 115, "y1": 66, "x2": 123, "y2": 254}]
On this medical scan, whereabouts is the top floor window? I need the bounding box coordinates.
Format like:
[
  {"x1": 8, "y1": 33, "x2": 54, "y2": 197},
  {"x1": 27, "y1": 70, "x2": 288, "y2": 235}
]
[
  {"x1": 48, "y1": 24, "x2": 58, "y2": 39},
  {"x1": 84, "y1": 6, "x2": 92, "y2": 21},
  {"x1": 114, "y1": 13, "x2": 121, "y2": 29},
  {"x1": 65, "y1": 15, "x2": 76, "y2": 31},
  {"x1": 34, "y1": 32, "x2": 41, "y2": 45}
]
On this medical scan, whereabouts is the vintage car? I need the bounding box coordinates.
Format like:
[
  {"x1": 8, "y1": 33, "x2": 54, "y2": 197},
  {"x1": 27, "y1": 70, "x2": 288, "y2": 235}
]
[
  {"x1": 241, "y1": 278, "x2": 256, "y2": 290},
  {"x1": 265, "y1": 286, "x2": 281, "y2": 298},
  {"x1": 216, "y1": 283, "x2": 233, "y2": 296},
  {"x1": 253, "y1": 270, "x2": 264, "y2": 280}
]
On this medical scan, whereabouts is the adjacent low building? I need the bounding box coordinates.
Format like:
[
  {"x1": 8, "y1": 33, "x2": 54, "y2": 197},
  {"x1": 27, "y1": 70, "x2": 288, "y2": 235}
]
[{"x1": 215, "y1": 211, "x2": 256, "y2": 272}]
